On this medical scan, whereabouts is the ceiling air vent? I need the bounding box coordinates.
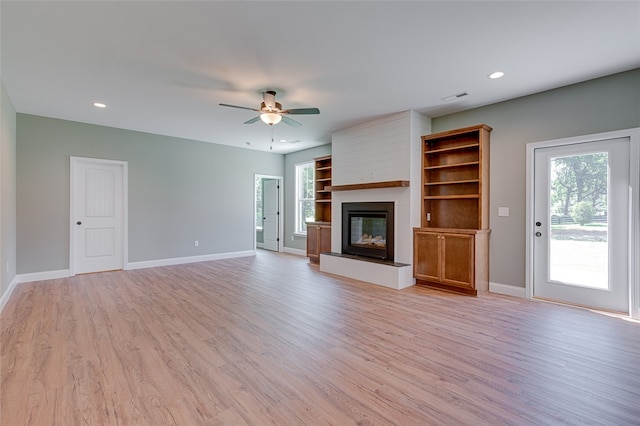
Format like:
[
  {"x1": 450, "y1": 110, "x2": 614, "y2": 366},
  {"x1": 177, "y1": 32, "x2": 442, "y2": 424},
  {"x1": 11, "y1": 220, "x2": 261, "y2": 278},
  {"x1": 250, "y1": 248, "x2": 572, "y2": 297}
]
[{"x1": 442, "y1": 92, "x2": 469, "y2": 102}]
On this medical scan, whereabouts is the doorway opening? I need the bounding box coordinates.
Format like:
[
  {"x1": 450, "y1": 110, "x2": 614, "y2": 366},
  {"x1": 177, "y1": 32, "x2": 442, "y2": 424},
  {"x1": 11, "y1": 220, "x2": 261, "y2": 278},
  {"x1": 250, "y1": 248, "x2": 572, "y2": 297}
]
[
  {"x1": 255, "y1": 175, "x2": 283, "y2": 252},
  {"x1": 526, "y1": 128, "x2": 640, "y2": 319}
]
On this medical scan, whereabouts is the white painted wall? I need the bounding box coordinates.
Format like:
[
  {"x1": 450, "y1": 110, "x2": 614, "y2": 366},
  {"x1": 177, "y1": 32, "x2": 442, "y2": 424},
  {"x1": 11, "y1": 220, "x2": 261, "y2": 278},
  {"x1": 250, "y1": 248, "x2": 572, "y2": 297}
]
[
  {"x1": 333, "y1": 112, "x2": 414, "y2": 185},
  {"x1": 324, "y1": 111, "x2": 431, "y2": 287},
  {"x1": 16, "y1": 114, "x2": 284, "y2": 274}
]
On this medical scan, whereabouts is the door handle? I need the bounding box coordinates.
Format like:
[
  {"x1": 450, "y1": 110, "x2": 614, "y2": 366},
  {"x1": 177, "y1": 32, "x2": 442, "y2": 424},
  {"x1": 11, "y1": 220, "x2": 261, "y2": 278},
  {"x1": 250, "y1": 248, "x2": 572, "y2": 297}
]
[
  {"x1": 77, "y1": 221, "x2": 82, "y2": 225},
  {"x1": 535, "y1": 232, "x2": 542, "y2": 237}
]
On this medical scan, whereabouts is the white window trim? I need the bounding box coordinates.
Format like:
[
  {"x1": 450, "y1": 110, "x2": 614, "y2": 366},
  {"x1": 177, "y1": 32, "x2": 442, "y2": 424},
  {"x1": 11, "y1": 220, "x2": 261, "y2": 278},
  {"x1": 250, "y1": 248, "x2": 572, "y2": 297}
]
[{"x1": 295, "y1": 161, "x2": 315, "y2": 235}]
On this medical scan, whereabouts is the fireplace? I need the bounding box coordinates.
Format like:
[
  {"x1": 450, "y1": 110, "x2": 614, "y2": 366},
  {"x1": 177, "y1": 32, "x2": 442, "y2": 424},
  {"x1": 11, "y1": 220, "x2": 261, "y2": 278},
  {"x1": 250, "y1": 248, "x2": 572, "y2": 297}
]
[{"x1": 342, "y1": 202, "x2": 394, "y2": 261}]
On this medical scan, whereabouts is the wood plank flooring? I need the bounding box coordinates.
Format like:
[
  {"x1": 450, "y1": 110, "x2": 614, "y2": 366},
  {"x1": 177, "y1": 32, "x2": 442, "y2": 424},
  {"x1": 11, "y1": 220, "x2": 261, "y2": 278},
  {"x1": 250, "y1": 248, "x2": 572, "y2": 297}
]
[{"x1": 2, "y1": 250, "x2": 639, "y2": 425}]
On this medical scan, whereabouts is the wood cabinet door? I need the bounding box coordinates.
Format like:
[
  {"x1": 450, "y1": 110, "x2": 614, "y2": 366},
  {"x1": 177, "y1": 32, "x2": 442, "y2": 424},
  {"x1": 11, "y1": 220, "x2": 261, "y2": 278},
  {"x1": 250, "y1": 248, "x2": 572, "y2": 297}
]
[
  {"x1": 414, "y1": 231, "x2": 441, "y2": 282},
  {"x1": 441, "y1": 233, "x2": 474, "y2": 289},
  {"x1": 319, "y1": 225, "x2": 331, "y2": 255},
  {"x1": 306, "y1": 224, "x2": 319, "y2": 262}
]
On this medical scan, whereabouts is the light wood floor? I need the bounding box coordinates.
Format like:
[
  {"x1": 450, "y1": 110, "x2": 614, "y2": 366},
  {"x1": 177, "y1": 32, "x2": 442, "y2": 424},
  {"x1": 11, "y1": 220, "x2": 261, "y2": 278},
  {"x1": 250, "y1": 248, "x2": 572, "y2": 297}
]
[{"x1": 2, "y1": 251, "x2": 639, "y2": 425}]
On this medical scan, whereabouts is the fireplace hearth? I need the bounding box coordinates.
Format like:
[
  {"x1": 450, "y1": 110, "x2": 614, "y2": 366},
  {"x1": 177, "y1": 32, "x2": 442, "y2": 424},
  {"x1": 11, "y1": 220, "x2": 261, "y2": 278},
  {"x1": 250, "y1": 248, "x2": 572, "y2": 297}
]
[{"x1": 342, "y1": 202, "x2": 394, "y2": 261}]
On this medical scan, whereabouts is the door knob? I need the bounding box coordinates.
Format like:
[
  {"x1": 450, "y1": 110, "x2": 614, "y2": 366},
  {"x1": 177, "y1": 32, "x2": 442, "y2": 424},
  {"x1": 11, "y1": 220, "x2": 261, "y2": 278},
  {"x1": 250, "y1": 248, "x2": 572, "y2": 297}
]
[
  {"x1": 77, "y1": 221, "x2": 82, "y2": 225},
  {"x1": 535, "y1": 221, "x2": 542, "y2": 227}
]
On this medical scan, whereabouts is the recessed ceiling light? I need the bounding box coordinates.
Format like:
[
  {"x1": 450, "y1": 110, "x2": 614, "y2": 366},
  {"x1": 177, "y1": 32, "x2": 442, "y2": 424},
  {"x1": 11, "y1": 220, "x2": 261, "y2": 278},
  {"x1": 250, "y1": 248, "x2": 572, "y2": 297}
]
[
  {"x1": 488, "y1": 71, "x2": 505, "y2": 79},
  {"x1": 93, "y1": 102, "x2": 107, "y2": 108}
]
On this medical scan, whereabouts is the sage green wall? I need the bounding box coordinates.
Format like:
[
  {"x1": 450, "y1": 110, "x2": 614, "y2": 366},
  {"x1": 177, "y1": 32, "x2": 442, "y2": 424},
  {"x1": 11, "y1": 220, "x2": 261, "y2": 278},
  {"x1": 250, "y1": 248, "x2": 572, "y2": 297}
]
[
  {"x1": 16, "y1": 114, "x2": 283, "y2": 274},
  {"x1": 1, "y1": 81, "x2": 17, "y2": 298},
  {"x1": 284, "y1": 144, "x2": 332, "y2": 252},
  {"x1": 432, "y1": 68, "x2": 640, "y2": 289}
]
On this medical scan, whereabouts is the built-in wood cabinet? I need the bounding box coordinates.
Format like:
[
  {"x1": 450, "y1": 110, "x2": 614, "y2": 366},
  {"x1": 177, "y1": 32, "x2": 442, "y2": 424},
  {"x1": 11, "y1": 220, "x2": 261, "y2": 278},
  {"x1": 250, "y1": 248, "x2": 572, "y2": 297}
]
[
  {"x1": 414, "y1": 124, "x2": 491, "y2": 295},
  {"x1": 414, "y1": 228, "x2": 489, "y2": 295},
  {"x1": 307, "y1": 155, "x2": 332, "y2": 263},
  {"x1": 307, "y1": 222, "x2": 331, "y2": 264}
]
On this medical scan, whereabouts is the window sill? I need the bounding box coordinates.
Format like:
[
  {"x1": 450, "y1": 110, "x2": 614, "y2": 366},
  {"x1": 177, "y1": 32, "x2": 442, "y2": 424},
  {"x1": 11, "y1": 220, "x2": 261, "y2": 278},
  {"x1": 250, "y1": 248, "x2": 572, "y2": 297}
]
[{"x1": 292, "y1": 232, "x2": 307, "y2": 238}]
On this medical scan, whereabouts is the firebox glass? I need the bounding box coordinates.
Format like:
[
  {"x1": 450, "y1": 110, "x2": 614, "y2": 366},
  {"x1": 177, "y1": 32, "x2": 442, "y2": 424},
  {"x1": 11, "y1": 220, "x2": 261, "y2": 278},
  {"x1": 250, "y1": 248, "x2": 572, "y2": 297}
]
[{"x1": 350, "y1": 216, "x2": 386, "y2": 251}]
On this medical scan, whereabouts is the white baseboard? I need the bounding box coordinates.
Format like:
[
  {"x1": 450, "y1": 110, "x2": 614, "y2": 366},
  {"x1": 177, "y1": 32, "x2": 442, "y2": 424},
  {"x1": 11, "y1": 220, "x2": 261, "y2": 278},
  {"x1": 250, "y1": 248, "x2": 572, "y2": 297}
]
[
  {"x1": 489, "y1": 281, "x2": 526, "y2": 298},
  {"x1": 127, "y1": 250, "x2": 255, "y2": 270},
  {"x1": 0, "y1": 276, "x2": 19, "y2": 313},
  {"x1": 10, "y1": 251, "x2": 256, "y2": 285},
  {"x1": 282, "y1": 247, "x2": 306, "y2": 257},
  {"x1": 16, "y1": 269, "x2": 71, "y2": 284},
  {"x1": 2, "y1": 251, "x2": 257, "y2": 310}
]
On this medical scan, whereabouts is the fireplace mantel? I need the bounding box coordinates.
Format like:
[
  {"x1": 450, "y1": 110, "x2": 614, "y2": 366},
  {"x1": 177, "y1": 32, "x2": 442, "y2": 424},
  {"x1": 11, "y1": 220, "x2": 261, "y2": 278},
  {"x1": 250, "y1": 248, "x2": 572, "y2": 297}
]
[{"x1": 328, "y1": 180, "x2": 409, "y2": 192}]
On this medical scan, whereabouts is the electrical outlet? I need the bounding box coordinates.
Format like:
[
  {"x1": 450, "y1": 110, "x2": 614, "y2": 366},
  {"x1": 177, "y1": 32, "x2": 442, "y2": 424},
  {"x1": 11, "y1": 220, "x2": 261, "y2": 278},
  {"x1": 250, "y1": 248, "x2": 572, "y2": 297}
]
[
  {"x1": 498, "y1": 207, "x2": 510, "y2": 217},
  {"x1": 194, "y1": 240, "x2": 199, "y2": 247}
]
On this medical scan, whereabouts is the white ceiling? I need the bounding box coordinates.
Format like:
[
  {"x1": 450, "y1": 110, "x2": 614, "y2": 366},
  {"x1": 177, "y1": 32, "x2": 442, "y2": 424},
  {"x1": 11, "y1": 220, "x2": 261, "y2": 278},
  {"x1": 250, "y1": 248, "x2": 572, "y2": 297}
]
[{"x1": 2, "y1": 1, "x2": 639, "y2": 154}]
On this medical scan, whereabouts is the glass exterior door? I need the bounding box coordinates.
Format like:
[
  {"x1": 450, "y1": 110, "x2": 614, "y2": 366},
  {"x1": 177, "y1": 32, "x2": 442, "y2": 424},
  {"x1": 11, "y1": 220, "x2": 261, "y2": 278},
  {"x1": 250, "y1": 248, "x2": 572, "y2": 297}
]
[{"x1": 533, "y1": 138, "x2": 630, "y2": 312}]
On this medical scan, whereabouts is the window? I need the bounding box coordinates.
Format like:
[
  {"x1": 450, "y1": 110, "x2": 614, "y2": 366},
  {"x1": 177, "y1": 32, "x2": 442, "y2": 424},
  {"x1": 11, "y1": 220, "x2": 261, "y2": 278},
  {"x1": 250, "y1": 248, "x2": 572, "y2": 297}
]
[
  {"x1": 255, "y1": 176, "x2": 263, "y2": 229},
  {"x1": 295, "y1": 162, "x2": 315, "y2": 234}
]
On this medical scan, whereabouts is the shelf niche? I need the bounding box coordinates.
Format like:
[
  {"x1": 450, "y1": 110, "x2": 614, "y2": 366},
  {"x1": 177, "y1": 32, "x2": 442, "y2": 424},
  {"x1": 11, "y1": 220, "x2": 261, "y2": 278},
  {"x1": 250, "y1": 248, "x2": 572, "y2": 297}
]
[
  {"x1": 421, "y1": 124, "x2": 491, "y2": 230},
  {"x1": 313, "y1": 155, "x2": 332, "y2": 222}
]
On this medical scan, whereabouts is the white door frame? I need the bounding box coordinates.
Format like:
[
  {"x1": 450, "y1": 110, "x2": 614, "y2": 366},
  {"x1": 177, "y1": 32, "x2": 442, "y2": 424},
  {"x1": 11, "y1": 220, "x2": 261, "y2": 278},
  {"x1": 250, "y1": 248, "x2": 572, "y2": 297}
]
[
  {"x1": 525, "y1": 127, "x2": 640, "y2": 319},
  {"x1": 70, "y1": 156, "x2": 128, "y2": 276},
  {"x1": 254, "y1": 174, "x2": 283, "y2": 252}
]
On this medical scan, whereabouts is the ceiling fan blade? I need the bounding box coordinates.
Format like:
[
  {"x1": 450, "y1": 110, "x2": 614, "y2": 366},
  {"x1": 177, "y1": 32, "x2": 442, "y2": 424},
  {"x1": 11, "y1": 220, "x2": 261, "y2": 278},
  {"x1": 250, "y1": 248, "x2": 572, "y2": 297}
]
[
  {"x1": 281, "y1": 115, "x2": 302, "y2": 128},
  {"x1": 262, "y1": 91, "x2": 277, "y2": 110},
  {"x1": 244, "y1": 116, "x2": 261, "y2": 124},
  {"x1": 282, "y1": 107, "x2": 320, "y2": 115},
  {"x1": 219, "y1": 103, "x2": 260, "y2": 112}
]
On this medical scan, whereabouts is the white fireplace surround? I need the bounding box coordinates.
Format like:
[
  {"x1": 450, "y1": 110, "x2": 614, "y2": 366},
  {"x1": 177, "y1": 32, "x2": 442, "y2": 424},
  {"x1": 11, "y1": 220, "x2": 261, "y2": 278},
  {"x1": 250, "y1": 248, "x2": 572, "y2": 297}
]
[
  {"x1": 321, "y1": 188, "x2": 414, "y2": 289},
  {"x1": 319, "y1": 110, "x2": 431, "y2": 289}
]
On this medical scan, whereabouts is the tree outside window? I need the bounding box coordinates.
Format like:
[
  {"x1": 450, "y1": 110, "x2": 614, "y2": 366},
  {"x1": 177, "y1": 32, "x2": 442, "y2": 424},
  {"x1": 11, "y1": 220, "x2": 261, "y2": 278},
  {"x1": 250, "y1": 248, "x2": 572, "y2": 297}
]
[
  {"x1": 255, "y1": 177, "x2": 263, "y2": 228},
  {"x1": 296, "y1": 162, "x2": 315, "y2": 233},
  {"x1": 550, "y1": 152, "x2": 608, "y2": 223}
]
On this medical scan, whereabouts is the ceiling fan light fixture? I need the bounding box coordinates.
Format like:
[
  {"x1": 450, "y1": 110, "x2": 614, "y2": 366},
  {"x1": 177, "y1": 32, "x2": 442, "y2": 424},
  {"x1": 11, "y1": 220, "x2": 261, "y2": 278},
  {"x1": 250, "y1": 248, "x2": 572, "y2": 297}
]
[
  {"x1": 260, "y1": 112, "x2": 282, "y2": 125},
  {"x1": 220, "y1": 90, "x2": 318, "y2": 128}
]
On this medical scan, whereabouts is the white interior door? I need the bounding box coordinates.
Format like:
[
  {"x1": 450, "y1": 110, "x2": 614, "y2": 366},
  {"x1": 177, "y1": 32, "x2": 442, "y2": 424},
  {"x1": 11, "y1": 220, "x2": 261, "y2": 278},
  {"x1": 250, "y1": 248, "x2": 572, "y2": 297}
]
[
  {"x1": 71, "y1": 157, "x2": 127, "y2": 275},
  {"x1": 262, "y1": 179, "x2": 279, "y2": 251},
  {"x1": 533, "y1": 138, "x2": 630, "y2": 312}
]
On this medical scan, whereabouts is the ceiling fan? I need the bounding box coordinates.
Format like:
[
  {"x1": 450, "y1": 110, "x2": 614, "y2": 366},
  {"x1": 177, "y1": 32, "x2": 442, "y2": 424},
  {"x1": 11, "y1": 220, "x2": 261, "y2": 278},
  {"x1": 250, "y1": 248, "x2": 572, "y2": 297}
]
[{"x1": 219, "y1": 90, "x2": 320, "y2": 127}]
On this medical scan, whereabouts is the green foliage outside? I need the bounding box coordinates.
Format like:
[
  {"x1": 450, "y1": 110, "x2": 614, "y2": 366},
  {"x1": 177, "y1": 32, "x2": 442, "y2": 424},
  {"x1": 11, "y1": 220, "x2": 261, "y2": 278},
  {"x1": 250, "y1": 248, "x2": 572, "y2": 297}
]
[
  {"x1": 256, "y1": 177, "x2": 263, "y2": 227},
  {"x1": 297, "y1": 163, "x2": 315, "y2": 232},
  {"x1": 550, "y1": 152, "x2": 607, "y2": 226},
  {"x1": 571, "y1": 201, "x2": 594, "y2": 226}
]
